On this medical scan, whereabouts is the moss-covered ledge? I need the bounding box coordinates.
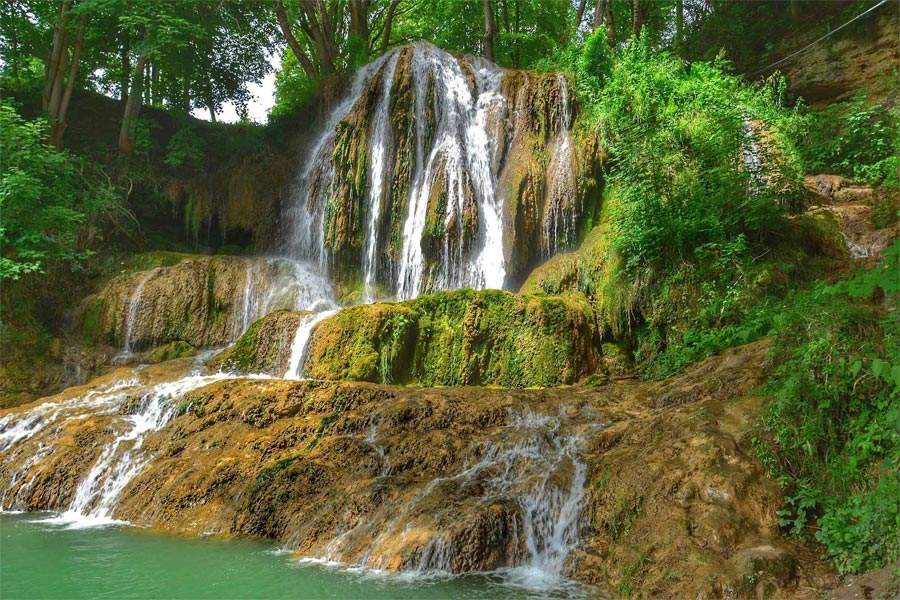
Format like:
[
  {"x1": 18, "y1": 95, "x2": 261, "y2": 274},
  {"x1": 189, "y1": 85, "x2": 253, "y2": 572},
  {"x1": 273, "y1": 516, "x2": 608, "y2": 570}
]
[{"x1": 302, "y1": 288, "x2": 601, "y2": 387}]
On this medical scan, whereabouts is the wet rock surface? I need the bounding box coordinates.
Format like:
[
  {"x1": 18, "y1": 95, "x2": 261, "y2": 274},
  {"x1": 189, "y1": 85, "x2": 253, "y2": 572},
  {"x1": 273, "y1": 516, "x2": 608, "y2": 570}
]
[{"x1": 0, "y1": 340, "x2": 837, "y2": 596}]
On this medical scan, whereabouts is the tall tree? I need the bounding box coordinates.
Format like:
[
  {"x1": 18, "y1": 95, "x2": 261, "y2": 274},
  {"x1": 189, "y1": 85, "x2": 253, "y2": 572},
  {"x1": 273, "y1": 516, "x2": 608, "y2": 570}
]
[{"x1": 482, "y1": 0, "x2": 495, "y2": 61}]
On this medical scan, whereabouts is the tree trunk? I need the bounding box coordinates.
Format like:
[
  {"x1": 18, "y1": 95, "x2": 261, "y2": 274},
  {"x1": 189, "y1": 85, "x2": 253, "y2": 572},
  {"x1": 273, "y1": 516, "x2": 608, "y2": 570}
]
[
  {"x1": 273, "y1": 0, "x2": 318, "y2": 77},
  {"x1": 119, "y1": 52, "x2": 146, "y2": 154},
  {"x1": 592, "y1": 0, "x2": 604, "y2": 30},
  {"x1": 47, "y1": 19, "x2": 71, "y2": 122},
  {"x1": 632, "y1": 0, "x2": 642, "y2": 37},
  {"x1": 605, "y1": 0, "x2": 616, "y2": 46},
  {"x1": 675, "y1": 0, "x2": 683, "y2": 53},
  {"x1": 380, "y1": 0, "x2": 401, "y2": 51},
  {"x1": 43, "y1": 0, "x2": 71, "y2": 112},
  {"x1": 576, "y1": 0, "x2": 588, "y2": 30},
  {"x1": 349, "y1": 0, "x2": 370, "y2": 44},
  {"x1": 482, "y1": 0, "x2": 495, "y2": 61},
  {"x1": 208, "y1": 102, "x2": 217, "y2": 123},
  {"x1": 50, "y1": 14, "x2": 86, "y2": 147}
]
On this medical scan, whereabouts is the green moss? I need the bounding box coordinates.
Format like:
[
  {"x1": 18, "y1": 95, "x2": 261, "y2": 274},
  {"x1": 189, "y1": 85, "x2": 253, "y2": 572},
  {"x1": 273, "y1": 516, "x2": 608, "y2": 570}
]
[
  {"x1": 120, "y1": 251, "x2": 192, "y2": 274},
  {"x1": 146, "y1": 340, "x2": 195, "y2": 363},
  {"x1": 80, "y1": 296, "x2": 109, "y2": 345},
  {"x1": 304, "y1": 288, "x2": 600, "y2": 387},
  {"x1": 217, "y1": 317, "x2": 266, "y2": 372}
]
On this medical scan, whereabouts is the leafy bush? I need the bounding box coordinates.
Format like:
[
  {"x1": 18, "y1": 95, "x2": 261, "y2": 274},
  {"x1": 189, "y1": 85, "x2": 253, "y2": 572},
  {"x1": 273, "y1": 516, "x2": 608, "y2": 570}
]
[
  {"x1": 0, "y1": 103, "x2": 119, "y2": 280},
  {"x1": 592, "y1": 36, "x2": 804, "y2": 278},
  {"x1": 801, "y1": 94, "x2": 899, "y2": 186},
  {"x1": 165, "y1": 126, "x2": 206, "y2": 170},
  {"x1": 754, "y1": 242, "x2": 900, "y2": 574}
]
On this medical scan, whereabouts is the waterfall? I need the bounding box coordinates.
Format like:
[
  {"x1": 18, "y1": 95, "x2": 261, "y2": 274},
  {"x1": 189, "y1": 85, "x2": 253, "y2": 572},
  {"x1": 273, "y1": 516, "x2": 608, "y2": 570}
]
[
  {"x1": 117, "y1": 269, "x2": 156, "y2": 358},
  {"x1": 544, "y1": 75, "x2": 577, "y2": 257},
  {"x1": 0, "y1": 362, "x2": 265, "y2": 524},
  {"x1": 316, "y1": 406, "x2": 592, "y2": 582},
  {"x1": 281, "y1": 42, "x2": 583, "y2": 301},
  {"x1": 282, "y1": 55, "x2": 392, "y2": 269},
  {"x1": 283, "y1": 309, "x2": 338, "y2": 380},
  {"x1": 396, "y1": 46, "x2": 508, "y2": 299},
  {"x1": 741, "y1": 117, "x2": 767, "y2": 195},
  {"x1": 362, "y1": 54, "x2": 400, "y2": 302}
]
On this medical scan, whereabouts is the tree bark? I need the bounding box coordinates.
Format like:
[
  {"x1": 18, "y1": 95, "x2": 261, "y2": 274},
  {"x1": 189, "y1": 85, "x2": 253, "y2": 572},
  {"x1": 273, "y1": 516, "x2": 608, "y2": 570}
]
[
  {"x1": 119, "y1": 52, "x2": 146, "y2": 154},
  {"x1": 349, "y1": 0, "x2": 370, "y2": 43},
  {"x1": 120, "y1": 35, "x2": 130, "y2": 103},
  {"x1": 592, "y1": 0, "x2": 604, "y2": 30},
  {"x1": 50, "y1": 14, "x2": 86, "y2": 147},
  {"x1": 482, "y1": 0, "x2": 495, "y2": 61},
  {"x1": 605, "y1": 0, "x2": 615, "y2": 45},
  {"x1": 43, "y1": 0, "x2": 71, "y2": 112},
  {"x1": 273, "y1": 0, "x2": 318, "y2": 77},
  {"x1": 379, "y1": 0, "x2": 401, "y2": 51},
  {"x1": 631, "y1": 0, "x2": 642, "y2": 37}
]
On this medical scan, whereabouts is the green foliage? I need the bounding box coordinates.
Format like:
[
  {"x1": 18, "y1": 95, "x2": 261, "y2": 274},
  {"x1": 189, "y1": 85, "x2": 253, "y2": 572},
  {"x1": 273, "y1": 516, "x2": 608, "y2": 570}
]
[
  {"x1": 575, "y1": 28, "x2": 612, "y2": 100},
  {"x1": 269, "y1": 51, "x2": 321, "y2": 121},
  {"x1": 754, "y1": 247, "x2": 899, "y2": 574},
  {"x1": 591, "y1": 36, "x2": 803, "y2": 277},
  {"x1": 0, "y1": 103, "x2": 119, "y2": 280},
  {"x1": 801, "y1": 94, "x2": 900, "y2": 186},
  {"x1": 164, "y1": 126, "x2": 206, "y2": 170}
]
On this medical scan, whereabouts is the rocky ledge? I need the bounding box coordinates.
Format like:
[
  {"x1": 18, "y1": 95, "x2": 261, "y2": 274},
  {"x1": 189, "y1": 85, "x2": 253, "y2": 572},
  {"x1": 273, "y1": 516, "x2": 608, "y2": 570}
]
[{"x1": 0, "y1": 340, "x2": 836, "y2": 597}]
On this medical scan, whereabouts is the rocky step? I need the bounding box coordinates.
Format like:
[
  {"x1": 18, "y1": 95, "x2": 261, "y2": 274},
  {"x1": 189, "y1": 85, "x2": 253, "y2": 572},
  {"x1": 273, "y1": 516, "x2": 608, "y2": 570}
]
[{"x1": 218, "y1": 288, "x2": 605, "y2": 387}]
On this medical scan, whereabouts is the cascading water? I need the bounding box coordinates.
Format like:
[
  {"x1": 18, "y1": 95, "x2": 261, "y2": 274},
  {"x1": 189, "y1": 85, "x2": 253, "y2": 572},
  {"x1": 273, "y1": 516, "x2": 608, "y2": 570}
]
[
  {"x1": 396, "y1": 49, "x2": 508, "y2": 298},
  {"x1": 281, "y1": 54, "x2": 392, "y2": 269},
  {"x1": 543, "y1": 75, "x2": 578, "y2": 257},
  {"x1": 282, "y1": 42, "x2": 579, "y2": 301},
  {"x1": 315, "y1": 406, "x2": 593, "y2": 584},
  {"x1": 741, "y1": 117, "x2": 768, "y2": 195},
  {"x1": 0, "y1": 360, "x2": 267, "y2": 525},
  {"x1": 116, "y1": 269, "x2": 156, "y2": 359},
  {"x1": 283, "y1": 309, "x2": 338, "y2": 379},
  {"x1": 362, "y1": 54, "x2": 400, "y2": 302}
]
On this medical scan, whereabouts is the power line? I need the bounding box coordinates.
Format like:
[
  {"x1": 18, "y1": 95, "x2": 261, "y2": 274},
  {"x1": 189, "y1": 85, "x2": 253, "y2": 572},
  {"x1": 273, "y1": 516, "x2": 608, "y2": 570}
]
[{"x1": 749, "y1": 0, "x2": 893, "y2": 77}]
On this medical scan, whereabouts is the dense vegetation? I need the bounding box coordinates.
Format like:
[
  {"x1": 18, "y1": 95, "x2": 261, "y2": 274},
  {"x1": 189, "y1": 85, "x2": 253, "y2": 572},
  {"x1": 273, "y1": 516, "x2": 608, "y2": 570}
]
[{"x1": 1, "y1": 0, "x2": 897, "y2": 580}]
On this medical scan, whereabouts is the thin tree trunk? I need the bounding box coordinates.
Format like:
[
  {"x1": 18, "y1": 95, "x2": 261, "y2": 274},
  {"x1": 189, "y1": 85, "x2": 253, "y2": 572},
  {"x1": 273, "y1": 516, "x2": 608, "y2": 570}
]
[
  {"x1": 592, "y1": 0, "x2": 604, "y2": 29},
  {"x1": 482, "y1": 0, "x2": 495, "y2": 61},
  {"x1": 576, "y1": 0, "x2": 588, "y2": 30},
  {"x1": 632, "y1": 0, "x2": 642, "y2": 37},
  {"x1": 51, "y1": 14, "x2": 86, "y2": 147},
  {"x1": 380, "y1": 0, "x2": 401, "y2": 51},
  {"x1": 208, "y1": 103, "x2": 217, "y2": 123},
  {"x1": 43, "y1": 0, "x2": 71, "y2": 112},
  {"x1": 273, "y1": 0, "x2": 318, "y2": 77},
  {"x1": 675, "y1": 0, "x2": 683, "y2": 53},
  {"x1": 150, "y1": 62, "x2": 158, "y2": 105},
  {"x1": 119, "y1": 52, "x2": 146, "y2": 154},
  {"x1": 46, "y1": 29, "x2": 70, "y2": 120},
  {"x1": 603, "y1": 0, "x2": 616, "y2": 46}
]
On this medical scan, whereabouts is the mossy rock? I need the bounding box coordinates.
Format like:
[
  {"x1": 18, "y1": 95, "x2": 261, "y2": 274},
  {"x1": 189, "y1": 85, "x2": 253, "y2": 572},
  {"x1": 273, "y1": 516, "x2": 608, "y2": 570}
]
[
  {"x1": 304, "y1": 288, "x2": 601, "y2": 387},
  {"x1": 147, "y1": 341, "x2": 196, "y2": 364},
  {"x1": 214, "y1": 310, "x2": 306, "y2": 375}
]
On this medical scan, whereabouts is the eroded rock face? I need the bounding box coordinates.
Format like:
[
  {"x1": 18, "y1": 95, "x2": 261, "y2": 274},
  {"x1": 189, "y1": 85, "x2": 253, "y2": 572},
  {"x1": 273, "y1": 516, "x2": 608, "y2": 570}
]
[
  {"x1": 0, "y1": 341, "x2": 834, "y2": 596},
  {"x1": 222, "y1": 288, "x2": 602, "y2": 387},
  {"x1": 81, "y1": 255, "x2": 334, "y2": 354},
  {"x1": 773, "y1": 13, "x2": 898, "y2": 105},
  {"x1": 804, "y1": 174, "x2": 899, "y2": 262}
]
